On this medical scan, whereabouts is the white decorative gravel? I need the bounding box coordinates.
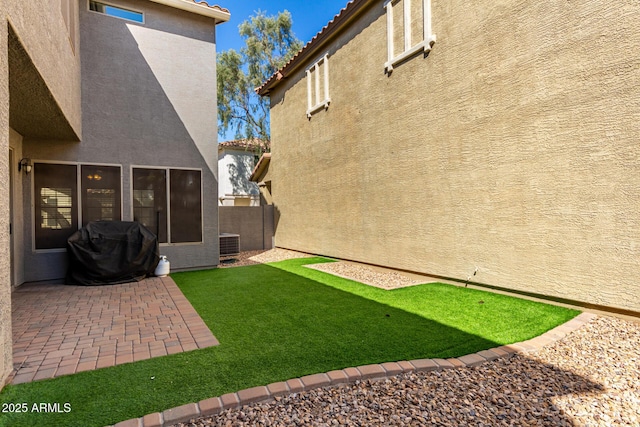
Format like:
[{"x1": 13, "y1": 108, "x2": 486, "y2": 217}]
[
  {"x1": 305, "y1": 262, "x2": 424, "y2": 290},
  {"x1": 248, "y1": 248, "x2": 314, "y2": 264},
  {"x1": 218, "y1": 248, "x2": 313, "y2": 268}
]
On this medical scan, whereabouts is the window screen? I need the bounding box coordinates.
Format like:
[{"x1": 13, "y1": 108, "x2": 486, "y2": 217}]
[
  {"x1": 132, "y1": 168, "x2": 167, "y2": 243},
  {"x1": 34, "y1": 163, "x2": 78, "y2": 249},
  {"x1": 81, "y1": 165, "x2": 121, "y2": 227},
  {"x1": 170, "y1": 169, "x2": 202, "y2": 243}
]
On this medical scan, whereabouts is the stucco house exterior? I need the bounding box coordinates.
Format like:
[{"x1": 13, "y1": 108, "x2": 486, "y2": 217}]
[
  {"x1": 250, "y1": 152, "x2": 272, "y2": 206},
  {"x1": 1, "y1": 0, "x2": 229, "y2": 387},
  {"x1": 218, "y1": 139, "x2": 264, "y2": 206},
  {"x1": 258, "y1": 0, "x2": 640, "y2": 315}
]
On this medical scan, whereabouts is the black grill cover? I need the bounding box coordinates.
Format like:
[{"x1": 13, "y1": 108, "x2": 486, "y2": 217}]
[{"x1": 66, "y1": 221, "x2": 160, "y2": 285}]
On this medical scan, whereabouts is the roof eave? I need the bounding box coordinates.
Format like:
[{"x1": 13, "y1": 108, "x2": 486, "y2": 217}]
[
  {"x1": 148, "y1": 0, "x2": 230, "y2": 23},
  {"x1": 250, "y1": 153, "x2": 271, "y2": 182},
  {"x1": 256, "y1": 0, "x2": 374, "y2": 96}
]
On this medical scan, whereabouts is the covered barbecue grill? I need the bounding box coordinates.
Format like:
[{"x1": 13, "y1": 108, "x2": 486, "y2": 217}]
[{"x1": 66, "y1": 221, "x2": 160, "y2": 285}]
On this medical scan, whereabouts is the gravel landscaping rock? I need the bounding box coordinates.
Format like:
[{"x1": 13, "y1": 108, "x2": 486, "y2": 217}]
[
  {"x1": 174, "y1": 315, "x2": 640, "y2": 427},
  {"x1": 201, "y1": 250, "x2": 640, "y2": 426},
  {"x1": 248, "y1": 248, "x2": 314, "y2": 264},
  {"x1": 305, "y1": 262, "x2": 424, "y2": 290}
]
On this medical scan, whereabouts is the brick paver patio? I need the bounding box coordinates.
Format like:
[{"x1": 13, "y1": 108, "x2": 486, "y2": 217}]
[{"x1": 10, "y1": 276, "x2": 218, "y2": 384}]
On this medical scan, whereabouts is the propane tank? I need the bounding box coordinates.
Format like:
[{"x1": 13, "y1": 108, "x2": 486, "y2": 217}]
[{"x1": 155, "y1": 255, "x2": 170, "y2": 277}]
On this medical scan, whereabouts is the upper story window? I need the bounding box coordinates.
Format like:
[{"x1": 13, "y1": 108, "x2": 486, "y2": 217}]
[
  {"x1": 89, "y1": 1, "x2": 144, "y2": 23},
  {"x1": 384, "y1": 0, "x2": 436, "y2": 73},
  {"x1": 306, "y1": 54, "x2": 330, "y2": 118}
]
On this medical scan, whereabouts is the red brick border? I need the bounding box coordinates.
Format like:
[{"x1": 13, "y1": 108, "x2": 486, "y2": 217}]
[{"x1": 106, "y1": 312, "x2": 596, "y2": 427}]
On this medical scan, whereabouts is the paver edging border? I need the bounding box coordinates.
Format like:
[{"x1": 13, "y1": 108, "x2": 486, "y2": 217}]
[{"x1": 108, "y1": 312, "x2": 596, "y2": 427}]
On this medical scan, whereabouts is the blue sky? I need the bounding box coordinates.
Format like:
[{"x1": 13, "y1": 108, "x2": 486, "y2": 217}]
[
  {"x1": 212, "y1": 0, "x2": 351, "y2": 53},
  {"x1": 208, "y1": 0, "x2": 350, "y2": 141}
]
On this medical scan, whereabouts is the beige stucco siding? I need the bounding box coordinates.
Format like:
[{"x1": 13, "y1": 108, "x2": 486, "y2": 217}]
[
  {"x1": 269, "y1": 1, "x2": 640, "y2": 312},
  {"x1": 4, "y1": 0, "x2": 82, "y2": 139},
  {"x1": 1, "y1": 0, "x2": 82, "y2": 388},
  {"x1": 0, "y1": 16, "x2": 10, "y2": 387},
  {"x1": 19, "y1": 0, "x2": 221, "y2": 281}
]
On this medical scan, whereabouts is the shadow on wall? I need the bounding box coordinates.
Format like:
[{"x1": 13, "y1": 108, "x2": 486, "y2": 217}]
[
  {"x1": 8, "y1": 25, "x2": 79, "y2": 141},
  {"x1": 218, "y1": 206, "x2": 274, "y2": 251},
  {"x1": 273, "y1": 203, "x2": 281, "y2": 239},
  {"x1": 228, "y1": 157, "x2": 259, "y2": 196},
  {"x1": 19, "y1": 7, "x2": 219, "y2": 282}
]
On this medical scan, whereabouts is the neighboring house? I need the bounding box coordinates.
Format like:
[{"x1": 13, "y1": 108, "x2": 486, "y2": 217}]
[
  {"x1": 218, "y1": 139, "x2": 264, "y2": 206},
  {"x1": 0, "y1": 0, "x2": 229, "y2": 387},
  {"x1": 258, "y1": 0, "x2": 640, "y2": 315},
  {"x1": 218, "y1": 145, "x2": 275, "y2": 253}
]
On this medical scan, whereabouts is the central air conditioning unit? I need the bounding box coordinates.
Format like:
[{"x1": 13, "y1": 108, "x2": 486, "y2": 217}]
[{"x1": 219, "y1": 233, "x2": 240, "y2": 256}]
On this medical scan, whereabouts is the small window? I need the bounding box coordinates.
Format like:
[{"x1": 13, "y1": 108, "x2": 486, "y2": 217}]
[
  {"x1": 385, "y1": 0, "x2": 435, "y2": 73},
  {"x1": 89, "y1": 1, "x2": 144, "y2": 23},
  {"x1": 306, "y1": 54, "x2": 330, "y2": 118}
]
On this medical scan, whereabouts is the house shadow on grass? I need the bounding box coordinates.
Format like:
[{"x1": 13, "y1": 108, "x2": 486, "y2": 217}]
[
  {"x1": 0, "y1": 260, "x2": 604, "y2": 427},
  {"x1": 174, "y1": 260, "x2": 603, "y2": 425}
]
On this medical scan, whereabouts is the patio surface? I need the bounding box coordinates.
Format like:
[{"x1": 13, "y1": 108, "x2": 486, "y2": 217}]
[{"x1": 10, "y1": 276, "x2": 219, "y2": 385}]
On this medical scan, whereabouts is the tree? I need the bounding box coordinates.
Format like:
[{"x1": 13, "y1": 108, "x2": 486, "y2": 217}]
[{"x1": 217, "y1": 10, "x2": 302, "y2": 152}]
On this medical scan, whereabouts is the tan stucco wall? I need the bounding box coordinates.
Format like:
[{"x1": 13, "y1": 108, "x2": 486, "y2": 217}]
[
  {"x1": 1, "y1": 0, "x2": 82, "y2": 388},
  {"x1": 9, "y1": 128, "x2": 25, "y2": 289},
  {"x1": 219, "y1": 206, "x2": 274, "y2": 251},
  {"x1": 1, "y1": 15, "x2": 11, "y2": 388},
  {"x1": 18, "y1": 0, "x2": 220, "y2": 281},
  {"x1": 4, "y1": 0, "x2": 82, "y2": 139},
  {"x1": 269, "y1": 1, "x2": 640, "y2": 313},
  {"x1": 260, "y1": 166, "x2": 272, "y2": 205}
]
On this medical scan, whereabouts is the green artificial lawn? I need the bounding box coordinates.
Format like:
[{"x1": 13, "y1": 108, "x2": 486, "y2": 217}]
[{"x1": 0, "y1": 257, "x2": 580, "y2": 427}]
